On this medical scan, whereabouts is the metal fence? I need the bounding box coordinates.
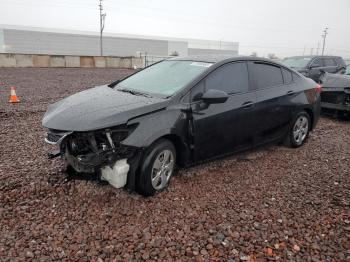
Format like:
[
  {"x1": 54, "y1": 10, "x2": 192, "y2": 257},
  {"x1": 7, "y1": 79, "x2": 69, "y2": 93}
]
[{"x1": 142, "y1": 54, "x2": 172, "y2": 67}]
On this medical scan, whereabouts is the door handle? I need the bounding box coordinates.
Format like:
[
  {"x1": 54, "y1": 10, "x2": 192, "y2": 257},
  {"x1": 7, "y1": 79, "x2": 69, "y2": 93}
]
[
  {"x1": 241, "y1": 101, "x2": 254, "y2": 109},
  {"x1": 287, "y1": 90, "x2": 294, "y2": 96}
]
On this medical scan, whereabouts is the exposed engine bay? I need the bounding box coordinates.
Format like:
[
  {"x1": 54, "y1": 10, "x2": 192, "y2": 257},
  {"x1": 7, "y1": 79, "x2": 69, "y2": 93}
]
[{"x1": 45, "y1": 125, "x2": 139, "y2": 188}]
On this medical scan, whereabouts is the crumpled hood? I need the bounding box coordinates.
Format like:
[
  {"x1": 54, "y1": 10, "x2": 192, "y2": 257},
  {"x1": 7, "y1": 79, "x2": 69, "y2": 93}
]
[{"x1": 42, "y1": 85, "x2": 169, "y2": 131}]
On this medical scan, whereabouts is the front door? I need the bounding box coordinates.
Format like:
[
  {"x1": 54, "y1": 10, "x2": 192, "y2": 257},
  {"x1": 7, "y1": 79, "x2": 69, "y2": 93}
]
[{"x1": 190, "y1": 62, "x2": 257, "y2": 161}]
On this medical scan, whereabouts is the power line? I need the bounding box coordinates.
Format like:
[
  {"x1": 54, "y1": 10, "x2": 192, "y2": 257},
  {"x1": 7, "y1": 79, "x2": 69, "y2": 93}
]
[{"x1": 99, "y1": 0, "x2": 106, "y2": 56}]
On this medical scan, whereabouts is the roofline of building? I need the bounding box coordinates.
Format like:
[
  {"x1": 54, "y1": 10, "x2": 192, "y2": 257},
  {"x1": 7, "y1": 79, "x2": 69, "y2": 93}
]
[{"x1": 0, "y1": 24, "x2": 239, "y2": 50}]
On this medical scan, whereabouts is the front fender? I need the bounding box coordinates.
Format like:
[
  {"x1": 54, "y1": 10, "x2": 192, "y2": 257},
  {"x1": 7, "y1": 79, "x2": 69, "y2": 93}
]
[{"x1": 121, "y1": 108, "x2": 188, "y2": 148}]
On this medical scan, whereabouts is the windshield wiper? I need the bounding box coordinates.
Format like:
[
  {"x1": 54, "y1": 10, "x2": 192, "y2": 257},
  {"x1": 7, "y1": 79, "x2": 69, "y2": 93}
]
[
  {"x1": 118, "y1": 88, "x2": 152, "y2": 98},
  {"x1": 108, "y1": 80, "x2": 121, "y2": 88}
]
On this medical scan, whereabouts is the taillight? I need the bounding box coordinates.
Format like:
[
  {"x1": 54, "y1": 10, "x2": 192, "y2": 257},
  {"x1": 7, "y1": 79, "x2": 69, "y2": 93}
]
[{"x1": 315, "y1": 84, "x2": 322, "y2": 93}]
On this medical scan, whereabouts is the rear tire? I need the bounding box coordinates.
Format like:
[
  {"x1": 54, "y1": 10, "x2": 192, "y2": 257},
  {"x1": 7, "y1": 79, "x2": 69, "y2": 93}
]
[
  {"x1": 284, "y1": 111, "x2": 311, "y2": 148},
  {"x1": 136, "y1": 139, "x2": 176, "y2": 196}
]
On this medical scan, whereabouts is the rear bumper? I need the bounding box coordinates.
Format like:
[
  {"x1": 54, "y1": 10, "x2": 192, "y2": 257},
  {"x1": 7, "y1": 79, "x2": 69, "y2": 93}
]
[{"x1": 321, "y1": 102, "x2": 350, "y2": 111}]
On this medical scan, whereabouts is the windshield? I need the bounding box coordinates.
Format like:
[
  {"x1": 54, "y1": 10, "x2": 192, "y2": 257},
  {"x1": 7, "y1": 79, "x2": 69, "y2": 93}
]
[
  {"x1": 281, "y1": 57, "x2": 311, "y2": 69},
  {"x1": 346, "y1": 65, "x2": 350, "y2": 75},
  {"x1": 117, "y1": 60, "x2": 212, "y2": 97}
]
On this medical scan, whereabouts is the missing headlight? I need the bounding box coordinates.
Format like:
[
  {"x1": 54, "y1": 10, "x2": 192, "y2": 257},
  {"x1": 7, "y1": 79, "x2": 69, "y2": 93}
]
[
  {"x1": 67, "y1": 134, "x2": 91, "y2": 156},
  {"x1": 60, "y1": 124, "x2": 138, "y2": 166},
  {"x1": 99, "y1": 124, "x2": 138, "y2": 147}
]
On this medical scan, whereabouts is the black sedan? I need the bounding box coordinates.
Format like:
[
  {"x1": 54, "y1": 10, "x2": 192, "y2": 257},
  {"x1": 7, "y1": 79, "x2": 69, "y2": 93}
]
[{"x1": 43, "y1": 55, "x2": 321, "y2": 196}]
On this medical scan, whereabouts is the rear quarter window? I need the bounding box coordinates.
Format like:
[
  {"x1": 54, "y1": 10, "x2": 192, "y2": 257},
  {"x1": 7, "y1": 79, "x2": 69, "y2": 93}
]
[
  {"x1": 282, "y1": 68, "x2": 293, "y2": 84},
  {"x1": 292, "y1": 72, "x2": 301, "y2": 79}
]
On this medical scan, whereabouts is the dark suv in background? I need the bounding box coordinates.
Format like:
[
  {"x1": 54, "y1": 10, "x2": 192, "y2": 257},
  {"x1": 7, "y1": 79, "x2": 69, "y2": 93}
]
[{"x1": 281, "y1": 55, "x2": 346, "y2": 82}]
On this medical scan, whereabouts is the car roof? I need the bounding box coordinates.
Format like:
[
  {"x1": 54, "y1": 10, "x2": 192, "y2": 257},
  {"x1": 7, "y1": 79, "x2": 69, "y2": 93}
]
[{"x1": 169, "y1": 54, "x2": 279, "y2": 64}]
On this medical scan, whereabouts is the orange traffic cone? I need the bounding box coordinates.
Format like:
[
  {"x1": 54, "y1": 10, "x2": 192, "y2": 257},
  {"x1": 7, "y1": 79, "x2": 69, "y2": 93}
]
[{"x1": 9, "y1": 86, "x2": 20, "y2": 103}]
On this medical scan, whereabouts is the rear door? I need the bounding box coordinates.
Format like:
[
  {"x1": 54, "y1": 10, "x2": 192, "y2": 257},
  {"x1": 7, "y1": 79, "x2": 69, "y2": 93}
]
[
  {"x1": 190, "y1": 61, "x2": 257, "y2": 161},
  {"x1": 249, "y1": 61, "x2": 296, "y2": 144}
]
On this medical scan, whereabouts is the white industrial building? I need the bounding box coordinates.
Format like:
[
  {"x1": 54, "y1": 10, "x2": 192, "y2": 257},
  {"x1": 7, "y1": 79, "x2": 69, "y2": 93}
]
[{"x1": 0, "y1": 25, "x2": 239, "y2": 57}]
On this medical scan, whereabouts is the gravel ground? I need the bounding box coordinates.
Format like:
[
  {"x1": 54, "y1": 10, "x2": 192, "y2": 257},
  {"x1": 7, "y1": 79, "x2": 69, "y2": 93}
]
[{"x1": 0, "y1": 68, "x2": 349, "y2": 262}]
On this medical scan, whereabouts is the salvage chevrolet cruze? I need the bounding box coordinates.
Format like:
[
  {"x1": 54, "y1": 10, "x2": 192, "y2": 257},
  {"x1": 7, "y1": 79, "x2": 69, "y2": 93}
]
[{"x1": 43, "y1": 55, "x2": 321, "y2": 196}]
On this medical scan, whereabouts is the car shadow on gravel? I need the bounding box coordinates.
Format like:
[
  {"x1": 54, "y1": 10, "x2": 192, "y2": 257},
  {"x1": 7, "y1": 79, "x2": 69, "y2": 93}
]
[
  {"x1": 47, "y1": 166, "x2": 107, "y2": 186},
  {"x1": 176, "y1": 143, "x2": 279, "y2": 178},
  {"x1": 48, "y1": 143, "x2": 277, "y2": 192}
]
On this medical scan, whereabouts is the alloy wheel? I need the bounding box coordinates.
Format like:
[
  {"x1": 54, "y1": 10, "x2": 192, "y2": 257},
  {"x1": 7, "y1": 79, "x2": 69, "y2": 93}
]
[
  {"x1": 151, "y1": 149, "x2": 175, "y2": 190},
  {"x1": 293, "y1": 115, "x2": 309, "y2": 145}
]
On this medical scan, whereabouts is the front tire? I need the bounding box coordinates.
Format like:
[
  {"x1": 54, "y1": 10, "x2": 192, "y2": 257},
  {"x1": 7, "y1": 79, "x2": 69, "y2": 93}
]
[
  {"x1": 136, "y1": 139, "x2": 176, "y2": 196},
  {"x1": 284, "y1": 111, "x2": 310, "y2": 148}
]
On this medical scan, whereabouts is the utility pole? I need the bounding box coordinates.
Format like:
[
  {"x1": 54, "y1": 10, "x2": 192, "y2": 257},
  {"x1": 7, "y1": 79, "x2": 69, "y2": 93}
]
[
  {"x1": 316, "y1": 42, "x2": 320, "y2": 55},
  {"x1": 321, "y1": 27, "x2": 329, "y2": 56},
  {"x1": 99, "y1": 0, "x2": 106, "y2": 56}
]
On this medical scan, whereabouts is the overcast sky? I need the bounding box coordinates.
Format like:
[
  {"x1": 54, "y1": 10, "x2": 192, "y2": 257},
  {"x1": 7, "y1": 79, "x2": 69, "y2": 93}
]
[{"x1": 1, "y1": 0, "x2": 350, "y2": 58}]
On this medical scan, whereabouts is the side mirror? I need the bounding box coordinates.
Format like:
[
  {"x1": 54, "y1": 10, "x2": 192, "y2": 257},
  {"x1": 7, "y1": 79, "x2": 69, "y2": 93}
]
[{"x1": 202, "y1": 89, "x2": 228, "y2": 104}]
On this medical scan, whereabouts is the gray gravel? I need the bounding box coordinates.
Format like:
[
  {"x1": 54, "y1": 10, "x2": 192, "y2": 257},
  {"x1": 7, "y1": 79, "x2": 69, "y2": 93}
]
[{"x1": 0, "y1": 68, "x2": 349, "y2": 261}]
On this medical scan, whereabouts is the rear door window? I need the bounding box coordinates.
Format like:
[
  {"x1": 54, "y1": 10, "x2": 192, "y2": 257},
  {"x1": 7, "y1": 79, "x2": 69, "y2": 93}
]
[
  {"x1": 252, "y1": 62, "x2": 284, "y2": 89},
  {"x1": 205, "y1": 62, "x2": 249, "y2": 94}
]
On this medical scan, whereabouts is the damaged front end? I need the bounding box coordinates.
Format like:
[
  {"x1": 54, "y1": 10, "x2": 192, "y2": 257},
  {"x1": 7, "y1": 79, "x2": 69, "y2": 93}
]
[
  {"x1": 45, "y1": 125, "x2": 141, "y2": 189},
  {"x1": 320, "y1": 71, "x2": 350, "y2": 113},
  {"x1": 321, "y1": 87, "x2": 350, "y2": 112}
]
